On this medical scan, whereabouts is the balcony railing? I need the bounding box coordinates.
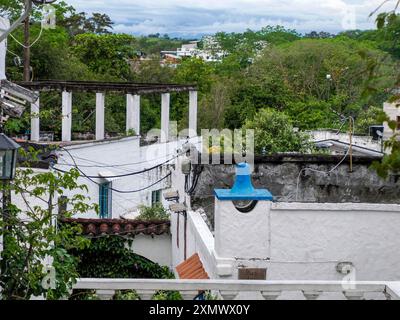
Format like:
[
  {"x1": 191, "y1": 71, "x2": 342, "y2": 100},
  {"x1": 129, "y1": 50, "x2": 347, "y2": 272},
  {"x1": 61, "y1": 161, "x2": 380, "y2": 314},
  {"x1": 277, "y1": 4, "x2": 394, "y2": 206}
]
[{"x1": 73, "y1": 279, "x2": 400, "y2": 300}]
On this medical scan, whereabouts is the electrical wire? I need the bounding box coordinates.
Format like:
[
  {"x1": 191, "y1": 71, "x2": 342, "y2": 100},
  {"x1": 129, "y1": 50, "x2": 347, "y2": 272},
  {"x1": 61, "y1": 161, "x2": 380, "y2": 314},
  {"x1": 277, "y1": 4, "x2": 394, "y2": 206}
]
[
  {"x1": 9, "y1": 22, "x2": 44, "y2": 49},
  {"x1": 58, "y1": 151, "x2": 179, "y2": 169},
  {"x1": 55, "y1": 153, "x2": 178, "y2": 179},
  {"x1": 53, "y1": 165, "x2": 171, "y2": 194},
  {"x1": 295, "y1": 116, "x2": 355, "y2": 201},
  {"x1": 54, "y1": 147, "x2": 173, "y2": 194}
]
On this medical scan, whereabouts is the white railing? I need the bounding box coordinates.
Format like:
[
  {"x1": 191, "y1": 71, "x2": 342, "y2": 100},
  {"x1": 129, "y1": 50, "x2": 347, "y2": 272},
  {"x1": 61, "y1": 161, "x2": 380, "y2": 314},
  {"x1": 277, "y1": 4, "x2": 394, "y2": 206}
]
[{"x1": 73, "y1": 279, "x2": 400, "y2": 300}]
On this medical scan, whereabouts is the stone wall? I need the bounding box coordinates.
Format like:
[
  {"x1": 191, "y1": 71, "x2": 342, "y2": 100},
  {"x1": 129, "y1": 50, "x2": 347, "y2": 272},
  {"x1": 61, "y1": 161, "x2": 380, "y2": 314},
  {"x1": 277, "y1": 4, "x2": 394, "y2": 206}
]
[{"x1": 191, "y1": 154, "x2": 400, "y2": 221}]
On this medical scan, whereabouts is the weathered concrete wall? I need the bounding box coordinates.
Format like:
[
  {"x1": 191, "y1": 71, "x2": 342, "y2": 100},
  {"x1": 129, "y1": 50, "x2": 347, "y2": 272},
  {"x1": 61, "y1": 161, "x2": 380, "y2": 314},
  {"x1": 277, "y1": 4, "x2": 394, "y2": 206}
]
[{"x1": 191, "y1": 155, "x2": 400, "y2": 222}]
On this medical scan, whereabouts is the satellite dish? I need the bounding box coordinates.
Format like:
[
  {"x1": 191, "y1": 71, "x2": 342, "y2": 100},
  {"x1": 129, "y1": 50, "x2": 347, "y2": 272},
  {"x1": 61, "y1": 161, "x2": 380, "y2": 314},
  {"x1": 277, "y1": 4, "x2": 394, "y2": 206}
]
[{"x1": 376, "y1": 130, "x2": 383, "y2": 137}]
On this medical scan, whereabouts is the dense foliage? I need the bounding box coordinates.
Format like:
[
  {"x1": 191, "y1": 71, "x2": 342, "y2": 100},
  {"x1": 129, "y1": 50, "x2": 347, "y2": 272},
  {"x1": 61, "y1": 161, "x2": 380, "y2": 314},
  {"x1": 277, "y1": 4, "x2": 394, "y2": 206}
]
[
  {"x1": 0, "y1": 148, "x2": 95, "y2": 300},
  {"x1": 137, "y1": 204, "x2": 170, "y2": 221},
  {"x1": 69, "y1": 236, "x2": 173, "y2": 279},
  {"x1": 2, "y1": 1, "x2": 400, "y2": 158},
  {"x1": 68, "y1": 236, "x2": 180, "y2": 300},
  {"x1": 243, "y1": 108, "x2": 312, "y2": 154}
]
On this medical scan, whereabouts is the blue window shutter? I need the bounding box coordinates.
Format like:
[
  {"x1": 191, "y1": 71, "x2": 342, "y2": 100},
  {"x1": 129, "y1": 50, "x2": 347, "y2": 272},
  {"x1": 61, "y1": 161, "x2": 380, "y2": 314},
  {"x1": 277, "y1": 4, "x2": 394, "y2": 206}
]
[{"x1": 99, "y1": 182, "x2": 112, "y2": 218}]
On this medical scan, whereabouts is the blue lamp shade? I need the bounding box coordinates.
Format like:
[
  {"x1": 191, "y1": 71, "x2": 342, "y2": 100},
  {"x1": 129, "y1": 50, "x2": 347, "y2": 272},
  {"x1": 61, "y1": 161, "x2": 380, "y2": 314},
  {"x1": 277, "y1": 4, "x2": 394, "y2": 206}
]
[
  {"x1": 0, "y1": 134, "x2": 21, "y2": 180},
  {"x1": 214, "y1": 163, "x2": 273, "y2": 201}
]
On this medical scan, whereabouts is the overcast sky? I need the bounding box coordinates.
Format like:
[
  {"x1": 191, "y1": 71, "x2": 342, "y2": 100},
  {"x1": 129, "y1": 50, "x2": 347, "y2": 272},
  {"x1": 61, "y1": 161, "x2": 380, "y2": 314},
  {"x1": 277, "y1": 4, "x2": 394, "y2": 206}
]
[{"x1": 65, "y1": 0, "x2": 393, "y2": 38}]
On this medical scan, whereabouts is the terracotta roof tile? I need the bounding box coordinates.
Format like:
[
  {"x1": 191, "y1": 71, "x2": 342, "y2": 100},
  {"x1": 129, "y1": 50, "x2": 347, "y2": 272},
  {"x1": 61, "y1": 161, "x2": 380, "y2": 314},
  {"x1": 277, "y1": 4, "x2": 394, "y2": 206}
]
[
  {"x1": 176, "y1": 254, "x2": 209, "y2": 280},
  {"x1": 61, "y1": 218, "x2": 170, "y2": 237}
]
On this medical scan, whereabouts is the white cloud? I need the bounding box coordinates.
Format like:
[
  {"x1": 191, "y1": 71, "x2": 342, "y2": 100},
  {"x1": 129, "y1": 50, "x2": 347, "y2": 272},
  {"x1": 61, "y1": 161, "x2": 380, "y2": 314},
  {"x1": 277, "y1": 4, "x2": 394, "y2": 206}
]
[{"x1": 64, "y1": 0, "x2": 395, "y2": 37}]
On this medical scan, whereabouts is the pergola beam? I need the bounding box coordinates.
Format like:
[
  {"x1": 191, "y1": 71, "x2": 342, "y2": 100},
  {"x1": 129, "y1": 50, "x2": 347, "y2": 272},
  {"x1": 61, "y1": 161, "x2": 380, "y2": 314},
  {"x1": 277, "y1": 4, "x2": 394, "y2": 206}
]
[{"x1": 16, "y1": 80, "x2": 197, "y2": 94}]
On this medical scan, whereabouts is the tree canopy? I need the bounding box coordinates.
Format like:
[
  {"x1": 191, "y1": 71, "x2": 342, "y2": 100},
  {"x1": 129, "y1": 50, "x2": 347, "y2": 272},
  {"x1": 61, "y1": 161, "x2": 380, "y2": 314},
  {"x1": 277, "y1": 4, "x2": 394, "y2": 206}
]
[{"x1": 2, "y1": 1, "x2": 400, "y2": 156}]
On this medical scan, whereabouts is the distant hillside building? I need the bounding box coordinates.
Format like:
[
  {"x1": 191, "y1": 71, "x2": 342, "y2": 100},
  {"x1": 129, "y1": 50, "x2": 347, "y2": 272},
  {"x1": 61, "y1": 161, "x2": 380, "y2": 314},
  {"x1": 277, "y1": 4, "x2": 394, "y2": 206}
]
[{"x1": 160, "y1": 39, "x2": 227, "y2": 66}]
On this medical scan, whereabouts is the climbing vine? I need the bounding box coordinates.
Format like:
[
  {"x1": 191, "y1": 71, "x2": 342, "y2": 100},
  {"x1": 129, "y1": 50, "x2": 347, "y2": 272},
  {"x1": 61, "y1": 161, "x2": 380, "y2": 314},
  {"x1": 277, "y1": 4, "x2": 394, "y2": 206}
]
[
  {"x1": 68, "y1": 236, "x2": 180, "y2": 300},
  {"x1": 69, "y1": 236, "x2": 173, "y2": 279}
]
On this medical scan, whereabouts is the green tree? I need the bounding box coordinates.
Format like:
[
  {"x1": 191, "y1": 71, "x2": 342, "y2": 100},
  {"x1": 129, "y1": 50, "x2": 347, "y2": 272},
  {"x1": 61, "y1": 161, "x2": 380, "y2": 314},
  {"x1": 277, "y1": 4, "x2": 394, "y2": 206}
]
[
  {"x1": 354, "y1": 105, "x2": 386, "y2": 134},
  {"x1": 72, "y1": 33, "x2": 136, "y2": 79},
  {"x1": 242, "y1": 108, "x2": 312, "y2": 154},
  {"x1": 363, "y1": 3, "x2": 400, "y2": 178},
  {"x1": 0, "y1": 148, "x2": 96, "y2": 300}
]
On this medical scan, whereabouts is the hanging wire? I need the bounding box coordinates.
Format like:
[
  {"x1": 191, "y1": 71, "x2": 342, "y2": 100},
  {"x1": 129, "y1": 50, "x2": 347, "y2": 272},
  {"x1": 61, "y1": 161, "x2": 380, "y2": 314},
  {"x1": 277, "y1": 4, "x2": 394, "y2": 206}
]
[
  {"x1": 295, "y1": 116, "x2": 355, "y2": 201},
  {"x1": 56, "y1": 148, "x2": 180, "y2": 179},
  {"x1": 54, "y1": 147, "x2": 173, "y2": 194},
  {"x1": 9, "y1": 22, "x2": 44, "y2": 49},
  {"x1": 58, "y1": 151, "x2": 179, "y2": 169}
]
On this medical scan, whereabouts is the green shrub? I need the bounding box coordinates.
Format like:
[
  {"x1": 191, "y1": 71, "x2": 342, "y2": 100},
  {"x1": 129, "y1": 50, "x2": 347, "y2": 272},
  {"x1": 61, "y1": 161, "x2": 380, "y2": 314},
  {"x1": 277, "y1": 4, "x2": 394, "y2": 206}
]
[
  {"x1": 114, "y1": 290, "x2": 140, "y2": 300},
  {"x1": 137, "y1": 204, "x2": 169, "y2": 221}
]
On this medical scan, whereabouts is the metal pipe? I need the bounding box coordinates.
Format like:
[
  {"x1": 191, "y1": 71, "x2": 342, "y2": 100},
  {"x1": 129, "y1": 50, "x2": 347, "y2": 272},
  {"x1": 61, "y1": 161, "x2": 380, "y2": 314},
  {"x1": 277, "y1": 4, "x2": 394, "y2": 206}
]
[{"x1": 0, "y1": 0, "x2": 32, "y2": 43}]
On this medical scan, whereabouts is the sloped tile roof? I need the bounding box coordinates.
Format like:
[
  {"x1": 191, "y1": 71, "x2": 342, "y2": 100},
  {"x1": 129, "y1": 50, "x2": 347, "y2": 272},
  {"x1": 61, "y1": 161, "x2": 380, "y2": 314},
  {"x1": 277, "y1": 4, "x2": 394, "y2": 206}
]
[
  {"x1": 61, "y1": 218, "x2": 170, "y2": 237},
  {"x1": 176, "y1": 254, "x2": 209, "y2": 279}
]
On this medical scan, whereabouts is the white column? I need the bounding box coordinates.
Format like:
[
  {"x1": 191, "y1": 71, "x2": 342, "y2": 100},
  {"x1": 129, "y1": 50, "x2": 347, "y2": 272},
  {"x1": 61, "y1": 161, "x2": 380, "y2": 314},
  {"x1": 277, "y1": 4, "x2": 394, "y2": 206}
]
[
  {"x1": 0, "y1": 17, "x2": 10, "y2": 80},
  {"x1": 189, "y1": 90, "x2": 198, "y2": 137},
  {"x1": 126, "y1": 94, "x2": 140, "y2": 135},
  {"x1": 31, "y1": 92, "x2": 40, "y2": 142},
  {"x1": 161, "y1": 93, "x2": 170, "y2": 143},
  {"x1": 96, "y1": 92, "x2": 105, "y2": 140},
  {"x1": 61, "y1": 91, "x2": 72, "y2": 142}
]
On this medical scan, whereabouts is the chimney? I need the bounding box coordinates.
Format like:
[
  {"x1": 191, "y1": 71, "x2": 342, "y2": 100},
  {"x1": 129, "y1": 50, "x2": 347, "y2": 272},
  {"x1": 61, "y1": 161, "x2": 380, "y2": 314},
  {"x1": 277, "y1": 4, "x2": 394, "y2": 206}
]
[{"x1": 213, "y1": 163, "x2": 273, "y2": 277}]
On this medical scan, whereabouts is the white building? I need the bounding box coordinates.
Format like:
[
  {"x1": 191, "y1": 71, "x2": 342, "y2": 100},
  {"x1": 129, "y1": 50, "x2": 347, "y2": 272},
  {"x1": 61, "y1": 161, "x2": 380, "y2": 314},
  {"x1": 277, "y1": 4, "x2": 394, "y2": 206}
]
[
  {"x1": 0, "y1": 17, "x2": 9, "y2": 80},
  {"x1": 383, "y1": 100, "x2": 400, "y2": 140},
  {"x1": 3, "y1": 19, "x2": 400, "y2": 299},
  {"x1": 72, "y1": 161, "x2": 400, "y2": 300},
  {"x1": 161, "y1": 39, "x2": 227, "y2": 65},
  {"x1": 13, "y1": 81, "x2": 200, "y2": 220},
  {"x1": 309, "y1": 129, "x2": 383, "y2": 156}
]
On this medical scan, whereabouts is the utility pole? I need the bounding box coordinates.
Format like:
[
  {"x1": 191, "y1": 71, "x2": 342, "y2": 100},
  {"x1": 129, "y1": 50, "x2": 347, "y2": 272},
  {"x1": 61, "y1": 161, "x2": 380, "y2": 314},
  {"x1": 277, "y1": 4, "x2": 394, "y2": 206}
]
[{"x1": 23, "y1": 0, "x2": 31, "y2": 82}]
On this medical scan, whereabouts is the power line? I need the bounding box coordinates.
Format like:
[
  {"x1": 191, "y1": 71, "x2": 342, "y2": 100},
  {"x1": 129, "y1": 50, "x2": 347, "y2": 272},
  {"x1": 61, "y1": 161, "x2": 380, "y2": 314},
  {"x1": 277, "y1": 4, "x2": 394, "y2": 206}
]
[
  {"x1": 58, "y1": 151, "x2": 178, "y2": 169},
  {"x1": 54, "y1": 147, "x2": 172, "y2": 194},
  {"x1": 9, "y1": 22, "x2": 44, "y2": 49},
  {"x1": 55, "y1": 155, "x2": 177, "y2": 179},
  {"x1": 52, "y1": 166, "x2": 171, "y2": 194},
  {"x1": 295, "y1": 116, "x2": 355, "y2": 201}
]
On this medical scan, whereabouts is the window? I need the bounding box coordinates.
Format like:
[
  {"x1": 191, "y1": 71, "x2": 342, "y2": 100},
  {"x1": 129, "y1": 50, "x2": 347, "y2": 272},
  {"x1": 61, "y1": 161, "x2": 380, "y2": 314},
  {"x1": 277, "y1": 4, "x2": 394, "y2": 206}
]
[
  {"x1": 151, "y1": 190, "x2": 162, "y2": 206},
  {"x1": 99, "y1": 182, "x2": 112, "y2": 218}
]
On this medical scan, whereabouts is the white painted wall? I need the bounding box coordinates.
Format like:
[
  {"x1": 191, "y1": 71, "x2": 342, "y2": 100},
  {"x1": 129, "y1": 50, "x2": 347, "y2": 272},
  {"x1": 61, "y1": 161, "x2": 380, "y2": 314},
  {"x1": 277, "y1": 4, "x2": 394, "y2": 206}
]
[
  {"x1": 178, "y1": 202, "x2": 400, "y2": 281},
  {"x1": 55, "y1": 136, "x2": 201, "y2": 219},
  {"x1": 128, "y1": 234, "x2": 172, "y2": 267},
  {"x1": 0, "y1": 17, "x2": 10, "y2": 80},
  {"x1": 308, "y1": 130, "x2": 381, "y2": 151},
  {"x1": 95, "y1": 92, "x2": 105, "y2": 140},
  {"x1": 383, "y1": 101, "x2": 400, "y2": 140}
]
